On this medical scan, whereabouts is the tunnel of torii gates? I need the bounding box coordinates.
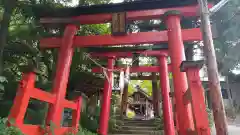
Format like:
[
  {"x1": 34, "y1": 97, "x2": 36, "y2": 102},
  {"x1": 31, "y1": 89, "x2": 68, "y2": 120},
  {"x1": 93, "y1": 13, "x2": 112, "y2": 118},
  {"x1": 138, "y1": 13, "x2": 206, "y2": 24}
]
[{"x1": 7, "y1": 2, "x2": 214, "y2": 135}]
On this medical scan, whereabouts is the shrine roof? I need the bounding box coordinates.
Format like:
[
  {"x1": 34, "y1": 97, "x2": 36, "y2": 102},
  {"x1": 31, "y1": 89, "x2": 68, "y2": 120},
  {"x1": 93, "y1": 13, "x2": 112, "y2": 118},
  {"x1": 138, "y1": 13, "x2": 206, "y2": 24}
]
[
  {"x1": 33, "y1": 0, "x2": 198, "y2": 18},
  {"x1": 130, "y1": 89, "x2": 153, "y2": 101}
]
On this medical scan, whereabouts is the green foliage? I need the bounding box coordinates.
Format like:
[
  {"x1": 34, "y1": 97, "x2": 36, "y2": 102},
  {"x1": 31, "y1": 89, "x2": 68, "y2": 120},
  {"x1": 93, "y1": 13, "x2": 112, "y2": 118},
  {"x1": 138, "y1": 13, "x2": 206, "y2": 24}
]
[
  {"x1": 213, "y1": 0, "x2": 240, "y2": 74},
  {"x1": 76, "y1": 127, "x2": 98, "y2": 135},
  {"x1": 0, "y1": 76, "x2": 7, "y2": 92},
  {"x1": 0, "y1": 118, "x2": 23, "y2": 135},
  {"x1": 80, "y1": 111, "x2": 99, "y2": 133},
  {"x1": 126, "y1": 109, "x2": 135, "y2": 118},
  {"x1": 128, "y1": 80, "x2": 152, "y2": 96},
  {"x1": 206, "y1": 108, "x2": 214, "y2": 128},
  {"x1": 153, "y1": 117, "x2": 164, "y2": 130}
]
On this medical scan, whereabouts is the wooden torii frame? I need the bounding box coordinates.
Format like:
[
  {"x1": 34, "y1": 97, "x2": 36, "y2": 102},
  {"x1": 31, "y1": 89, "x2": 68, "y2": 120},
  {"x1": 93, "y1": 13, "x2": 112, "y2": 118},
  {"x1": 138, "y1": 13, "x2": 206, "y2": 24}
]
[
  {"x1": 7, "y1": 2, "x2": 212, "y2": 135},
  {"x1": 90, "y1": 50, "x2": 170, "y2": 119}
]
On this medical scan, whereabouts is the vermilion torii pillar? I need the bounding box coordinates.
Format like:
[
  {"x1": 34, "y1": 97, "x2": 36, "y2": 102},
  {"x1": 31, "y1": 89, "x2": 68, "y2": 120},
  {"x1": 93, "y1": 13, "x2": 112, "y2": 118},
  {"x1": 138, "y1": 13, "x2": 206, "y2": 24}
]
[
  {"x1": 158, "y1": 55, "x2": 175, "y2": 135},
  {"x1": 164, "y1": 11, "x2": 194, "y2": 135},
  {"x1": 46, "y1": 25, "x2": 78, "y2": 127},
  {"x1": 99, "y1": 57, "x2": 115, "y2": 135}
]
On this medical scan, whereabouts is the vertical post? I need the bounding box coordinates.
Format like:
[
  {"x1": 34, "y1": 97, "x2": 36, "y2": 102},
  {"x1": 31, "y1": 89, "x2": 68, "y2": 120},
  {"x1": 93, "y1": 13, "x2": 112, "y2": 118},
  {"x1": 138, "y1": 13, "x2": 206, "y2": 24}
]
[
  {"x1": 120, "y1": 67, "x2": 129, "y2": 119},
  {"x1": 99, "y1": 57, "x2": 114, "y2": 135},
  {"x1": 187, "y1": 68, "x2": 211, "y2": 135},
  {"x1": 158, "y1": 56, "x2": 175, "y2": 135},
  {"x1": 72, "y1": 96, "x2": 83, "y2": 133},
  {"x1": 197, "y1": 0, "x2": 228, "y2": 134},
  {"x1": 152, "y1": 72, "x2": 160, "y2": 117},
  {"x1": 46, "y1": 25, "x2": 78, "y2": 127},
  {"x1": 164, "y1": 11, "x2": 194, "y2": 135},
  {"x1": 8, "y1": 73, "x2": 35, "y2": 125},
  {"x1": 119, "y1": 70, "x2": 124, "y2": 105}
]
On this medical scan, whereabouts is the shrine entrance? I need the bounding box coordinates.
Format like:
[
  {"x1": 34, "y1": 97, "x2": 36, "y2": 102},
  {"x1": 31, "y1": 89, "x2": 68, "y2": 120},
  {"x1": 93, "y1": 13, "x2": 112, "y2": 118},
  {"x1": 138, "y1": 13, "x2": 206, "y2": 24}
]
[{"x1": 7, "y1": 1, "x2": 214, "y2": 135}]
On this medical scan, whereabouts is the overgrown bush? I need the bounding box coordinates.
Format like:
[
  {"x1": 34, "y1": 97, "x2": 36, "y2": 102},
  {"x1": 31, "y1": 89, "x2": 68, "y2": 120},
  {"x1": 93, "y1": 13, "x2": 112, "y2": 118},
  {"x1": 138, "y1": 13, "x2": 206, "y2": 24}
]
[
  {"x1": 80, "y1": 110, "x2": 99, "y2": 133},
  {"x1": 77, "y1": 127, "x2": 98, "y2": 135},
  {"x1": 0, "y1": 118, "x2": 23, "y2": 135}
]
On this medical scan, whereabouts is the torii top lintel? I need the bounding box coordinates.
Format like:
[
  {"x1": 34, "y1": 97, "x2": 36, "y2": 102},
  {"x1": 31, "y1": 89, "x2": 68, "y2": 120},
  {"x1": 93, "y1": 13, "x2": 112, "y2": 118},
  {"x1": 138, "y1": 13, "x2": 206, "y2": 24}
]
[
  {"x1": 39, "y1": 1, "x2": 213, "y2": 25},
  {"x1": 39, "y1": 2, "x2": 213, "y2": 48}
]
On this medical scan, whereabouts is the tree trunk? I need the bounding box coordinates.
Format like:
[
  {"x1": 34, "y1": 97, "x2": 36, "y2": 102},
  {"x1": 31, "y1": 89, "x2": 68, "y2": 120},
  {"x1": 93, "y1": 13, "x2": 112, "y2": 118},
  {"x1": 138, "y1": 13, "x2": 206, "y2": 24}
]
[
  {"x1": 0, "y1": 0, "x2": 17, "y2": 75},
  {"x1": 120, "y1": 67, "x2": 130, "y2": 119},
  {"x1": 197, "y1": 0, "x2": 228, "y2": 134},
  {"x1": 152, "y1": 72, "x2": 160, "y2": 117}
]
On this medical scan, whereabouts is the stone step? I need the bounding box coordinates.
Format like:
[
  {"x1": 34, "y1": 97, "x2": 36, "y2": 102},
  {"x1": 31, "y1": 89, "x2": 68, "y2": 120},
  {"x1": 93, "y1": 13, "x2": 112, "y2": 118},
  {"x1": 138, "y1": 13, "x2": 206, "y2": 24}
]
[
  {"x1": 123, "y1": 119, "x2": 161, "y2": 123},
  {"x1": 112, "y1": 129, "x2": 162, "y2": 135},
  {"x1": 123, "y1": 122, "x2": 160, "y2": 127},
  {"x1": 121, "y1": 125, "x2": 157, "y2": 130}
]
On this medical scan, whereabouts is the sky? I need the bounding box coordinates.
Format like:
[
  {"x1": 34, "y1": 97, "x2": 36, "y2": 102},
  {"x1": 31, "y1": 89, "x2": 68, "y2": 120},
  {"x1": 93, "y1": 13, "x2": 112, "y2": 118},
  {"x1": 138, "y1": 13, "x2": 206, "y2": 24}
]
[{"x1": 71, "y1": 0, "x2": 124, "y2": 6}]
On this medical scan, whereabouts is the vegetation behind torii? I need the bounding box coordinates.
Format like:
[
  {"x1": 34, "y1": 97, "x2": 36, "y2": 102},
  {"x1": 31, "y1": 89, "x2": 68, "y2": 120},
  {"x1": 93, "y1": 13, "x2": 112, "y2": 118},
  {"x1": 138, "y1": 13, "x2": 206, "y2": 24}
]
[{"x1": 0, "y1": 0, "x2": 239, "y2": 134}]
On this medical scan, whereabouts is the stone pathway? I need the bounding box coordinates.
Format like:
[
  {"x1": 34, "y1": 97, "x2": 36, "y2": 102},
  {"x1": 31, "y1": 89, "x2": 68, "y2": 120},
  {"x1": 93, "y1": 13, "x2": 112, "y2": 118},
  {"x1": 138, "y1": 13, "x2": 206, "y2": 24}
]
[
  {"x1": 109, "y1": 119, "x2": 163, "y2": 135},
  {"x1": 212, "y1": 125, "x2": 240, "y2": 135}
]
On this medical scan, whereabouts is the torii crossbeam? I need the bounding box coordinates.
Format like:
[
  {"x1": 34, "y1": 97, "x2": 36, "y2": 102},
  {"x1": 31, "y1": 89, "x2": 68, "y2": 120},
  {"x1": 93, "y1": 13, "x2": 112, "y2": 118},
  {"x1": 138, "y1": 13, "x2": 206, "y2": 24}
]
[
  {"x1": 40, "y1": 28, "x2": 201, "y2": 48},
  {"x1": 90, "y1": 50, "x2": 168, "y2": 58},
  {"x1": 92, "y1": 65, "x2": 172, "y2": 73}
]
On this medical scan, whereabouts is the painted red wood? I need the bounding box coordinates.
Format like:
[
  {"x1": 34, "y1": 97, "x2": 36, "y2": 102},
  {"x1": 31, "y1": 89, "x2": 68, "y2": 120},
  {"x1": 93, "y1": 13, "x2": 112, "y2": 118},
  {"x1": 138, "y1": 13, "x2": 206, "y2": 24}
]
[
  {"x1": 92, "y1": 65, "x2": 172, "y2": 73},
  {"x1": 45, "y1": 25, "x2": 78, "y2": 129},
  {"x1": 63, "y1": 99, "x2": 78, "y2": 110},
  {"x1": 31, "y1": 88, "x2": 56, "y2": 103},
  {"x1": 99, "y1": 58, "x2": 114, "y2": 135},
  {"x1": 40, "y1": 28, "x2": 202, "y2": 48},
  {"x1": 158, "y1": 56, "x2": 175, "y2": 135},
  {"x1": 40, "y1": 4, "x2": 213, "y2": 25},
  {"x1": 165, "y1": 14, "x2": 194, "y2": 135},
  {"x1": 47, "y1": 25, "x2": 77, "y2": 132},
  {"x1": 186, "y1": 68, "x2": 211, "y2": 135},
  {"x1": 8, "y1": 71, "x2": 84, "y2": 135},
  {"x1": 72, "y1": 97, "x2": 83, "y2": 134},
  {"x1": 8, "y1": 73, "x2": 35, "y2": 125},
  {"x1": 90, "y1": 50, "x2": 168, "y2": 58}
]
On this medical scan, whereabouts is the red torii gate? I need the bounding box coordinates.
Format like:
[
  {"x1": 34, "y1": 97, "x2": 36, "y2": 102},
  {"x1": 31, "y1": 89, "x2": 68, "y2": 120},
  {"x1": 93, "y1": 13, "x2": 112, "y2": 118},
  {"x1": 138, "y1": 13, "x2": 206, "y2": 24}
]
[
  {"x1": 7, "y1": 3, "x2": 212, "y2": 135},
  {"x1": 91, "y1": 50, "x2": 175, "y2": 134}
]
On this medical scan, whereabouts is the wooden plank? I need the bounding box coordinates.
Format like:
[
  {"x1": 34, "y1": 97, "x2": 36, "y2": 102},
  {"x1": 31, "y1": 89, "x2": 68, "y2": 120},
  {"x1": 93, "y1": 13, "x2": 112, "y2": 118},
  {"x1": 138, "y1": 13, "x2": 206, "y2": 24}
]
[
  {"x1": 40, "y1": 4, "x2": 213, "y2": 25},
  {"x1": 90, "y1": 50, "x2": 168, "y2": 58},
  {"x1": 31, "y1": 88, "x2": 56, "y2": 104},
  {"x1": 63, "y1": 100, "x2": 77, "y2": 110},
  {"x1": 92, "y1": 65, "x2": 172, "y2": 73},
  {"x1": 40, "y1": 28, "x2": 202, "y2": 48}
]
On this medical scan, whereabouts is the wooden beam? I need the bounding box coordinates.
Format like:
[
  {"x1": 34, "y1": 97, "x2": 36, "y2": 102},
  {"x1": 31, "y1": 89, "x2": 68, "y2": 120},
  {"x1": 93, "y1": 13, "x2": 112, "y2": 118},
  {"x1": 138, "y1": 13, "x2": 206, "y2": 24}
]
[
  {"x1": 86, "y1": 45, "x2": 168, "y2": 53},
  {"x1": 40, "y1": 28, "x2": 202, "y2": 48},
  {"x1": 130, "y1": 76, "x2": 156, "y2": 80},
  {"x1": 40, "y1": 4, "x2": 213, "y2": 25},
  {"x1": 92, "y1": 65, "x2": 171, "y2": 73},
  {"x1": 90, "y1": 50, "x2": 168, "y2": 58}
]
